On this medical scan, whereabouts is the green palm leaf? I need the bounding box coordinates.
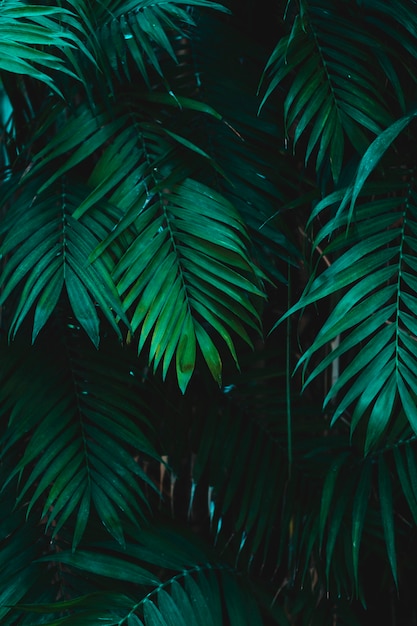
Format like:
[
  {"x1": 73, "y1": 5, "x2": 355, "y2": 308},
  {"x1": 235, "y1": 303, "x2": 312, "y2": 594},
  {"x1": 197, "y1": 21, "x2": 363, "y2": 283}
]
[
  {"x1": 278, "y1": 170, "x2": 417, "y2": 452},
  {"x1": 0, "y1": 0, "x2": 86, "y2": 93},
  {"x1": 0, "y1": 179, "x2": 127, "y2": 345},
  {"x1": 259, "y1": 0, "x2": 393, "y2": 181},
  {"x1": 87, "y1": 0, "x2": 228, "y2": 87},
  {"x1": 111, "y1": 177, "x2": 265, "y2": 391},
  {"x1": 13, "y1": 523, "x2": 264, "y2": 625},
  {"x1": 0, "y1": 336, "x2": 159, "y2": 549}
]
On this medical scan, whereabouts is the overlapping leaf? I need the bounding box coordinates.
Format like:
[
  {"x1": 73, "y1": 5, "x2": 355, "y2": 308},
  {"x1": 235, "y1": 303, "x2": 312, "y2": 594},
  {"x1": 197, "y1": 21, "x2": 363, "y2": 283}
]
[
  {"x1": 278, "y1": 170, "x2": 417, "y2": 452},
  {"x1": 0, "y1": 0, "x2": 86, "y2": 93},
  {"x1": 7, "y1": 89, "x2": 266, "y2": 391},
  {"x1": 44, "y1": 103, "x2": 265, "y2": 391},
  {"x1": 86, "y1": 0, "x2": 228, "y2": 87},
  {"x1": 0, "y1": 337, "x2": 159, "y2": 549},
  {"x1": 0, "y1": 179, "x2": 127, "y2": 346},
  {"x1": 108, "y1": 177, "x2": 265, "y2": 392},
  {"x1": 165, "y1": 12, "x2": 304, "y2": 282},
  {"x1": 5, "y1": 0, "x2": 417, "y2": 621},
  {"x1": 11, "y1": 524, "x2": 264, "y2": 626},
  {"x1": 259, "y1": 0, "x2": 394, "y2": 181}
]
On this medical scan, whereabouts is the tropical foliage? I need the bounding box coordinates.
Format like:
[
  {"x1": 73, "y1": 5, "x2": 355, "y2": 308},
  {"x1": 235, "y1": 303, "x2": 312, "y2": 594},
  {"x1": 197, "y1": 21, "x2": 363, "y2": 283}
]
[{"x1": 2, "y1": 0, "x2": 417, "y2": 624}]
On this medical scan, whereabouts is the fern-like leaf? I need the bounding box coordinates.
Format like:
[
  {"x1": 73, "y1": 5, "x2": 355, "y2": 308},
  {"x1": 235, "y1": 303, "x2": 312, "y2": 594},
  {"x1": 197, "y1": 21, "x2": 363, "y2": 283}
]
[
  {"x1": 13, "y1": 524, "x2": 264, "y2": 625},
  {"x1": 259, "y1": 0, "x2": 393, "y2": 181},
  {"x1": 0, "y1": 179, "x2": 128, "y2": 345},
  {"x1": 280, "y1": 170, "x2": 417, "y2": 452},
  {"x1": 0, "y1": 0, "x2": 86, "y2": 93},
  {"x1": 0, "y1": 336, "x2": 159, "y2": 549},
  {"x1": 110, "y1": 177, "x2": 265, "y2": 391},
  {"x1": 88, "y1": 0, "x2": 228, "y2": 87}
]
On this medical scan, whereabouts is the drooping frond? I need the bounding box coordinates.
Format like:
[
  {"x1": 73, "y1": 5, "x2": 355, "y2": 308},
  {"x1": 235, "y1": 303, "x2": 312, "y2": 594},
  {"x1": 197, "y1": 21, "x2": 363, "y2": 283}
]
[
  {"x1": 0, "y1": 334, "x2": 159, "y2": 549},
  {"x1": 279, "y1": 164, "x2": 417, "y2": 453},
  {"x1": 259, "y1": 0, "x2": 395, "y2": 181},
  {"x1": 0, "y1": 1, "x2": 85, "y2": 93},
  {"x1": 107, "y1": 176, "x2": 265, "y2": 391},
  {"x1": 82, "y1": 0, "x2": 229, "y2": 88},
  {"x1": 11, "y1": 523, "x2": 265, "y2": 625},
  {"x1": 0, "y1": 177, "x2": 128, "y2": 346}
]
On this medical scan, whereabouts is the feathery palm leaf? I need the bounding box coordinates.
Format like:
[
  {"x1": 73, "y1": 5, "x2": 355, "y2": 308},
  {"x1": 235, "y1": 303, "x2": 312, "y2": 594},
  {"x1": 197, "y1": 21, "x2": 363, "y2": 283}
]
[
  {"x1": 0, "y1": 177, "x2": 128, "y2": 346},
  {"x1": 0, "y1": 335, "x2": 159, "y2": 549},
  {"x1": 274, "y1": 108, "x2": 417, "y2": 454},
  {"x1": 259, "y1": 0, "x2": 394, "y2": 182},
  {"x1": 86, "y1": 0, "x2": 228, "y2": 88},
  {"x1": 279, "y1": 167, "x2": 417, "y2": 453},
  {"x1": 0, "y1": 0, "x2": 87, "y2": 93},
  {"x1": 11, "y1": 523, "x2": 265, "y2": 626},
  {"x1": 107, "y1": 176, "x2": 265, "y2": 391}
]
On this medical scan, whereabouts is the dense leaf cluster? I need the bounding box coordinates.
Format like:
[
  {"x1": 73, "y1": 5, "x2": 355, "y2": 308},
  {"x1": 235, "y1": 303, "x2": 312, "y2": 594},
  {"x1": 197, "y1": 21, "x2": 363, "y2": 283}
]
[{"x1": 3, "y1": 0, "x2": 417, "y2": 624}]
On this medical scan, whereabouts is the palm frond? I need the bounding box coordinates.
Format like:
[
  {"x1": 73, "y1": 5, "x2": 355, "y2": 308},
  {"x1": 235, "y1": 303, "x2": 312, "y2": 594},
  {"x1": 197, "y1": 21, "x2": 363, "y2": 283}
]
[
  {"x1": 107, "y1": 176, "x2": 265, "y2": 391},
  {"x1": 0, "y1": 177, "x2": 128, "y2": 346},
  {"x1": 273, "y1": 102, "x2": 417, "y2": 454},
  {"x1": 279, "y1": 170, "x2": 417, "y2": 452},
  {"x1": 11, "y1": 523, "x2": 264, "y2": 626},
  {"x1": 0, "y1": 0, "x2": 87, "y2": 93},
  {"x1": 0, "y1": 334, "x2": 159, "y2": 549},
  {"x1": 259, "y1": 0, "x2": 394, "y2": 182},
  {"x1": 85, "y1": 0, "x2": 228, "y2": 88}
]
